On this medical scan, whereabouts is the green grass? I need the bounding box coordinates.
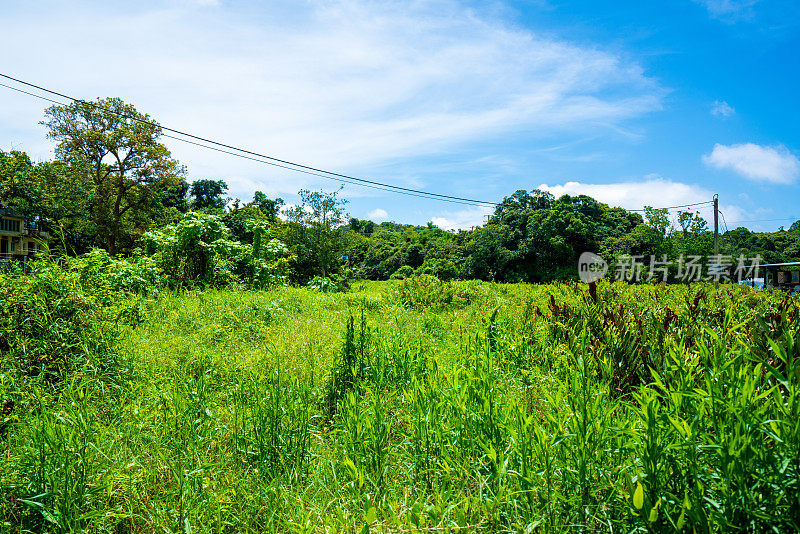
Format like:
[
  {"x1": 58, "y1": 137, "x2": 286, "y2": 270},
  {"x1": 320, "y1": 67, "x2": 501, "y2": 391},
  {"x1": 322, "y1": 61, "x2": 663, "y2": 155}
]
[{"x1": 2, "y1": 279, "x2": 799, "y2": 532}]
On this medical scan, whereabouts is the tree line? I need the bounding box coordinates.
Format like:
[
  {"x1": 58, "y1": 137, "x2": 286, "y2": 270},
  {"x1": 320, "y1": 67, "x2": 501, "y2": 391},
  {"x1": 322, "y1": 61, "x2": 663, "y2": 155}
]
[{"x1": 2, "y1": 97, "x2": 798, "y2": 285}]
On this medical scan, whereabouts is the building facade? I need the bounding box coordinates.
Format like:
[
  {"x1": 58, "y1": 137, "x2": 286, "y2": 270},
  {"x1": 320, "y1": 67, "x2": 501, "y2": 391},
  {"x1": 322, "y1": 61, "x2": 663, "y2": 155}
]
[
  {"x1": 761, "y1": 262, "x2": 800, "y2": 293},
  {"x1": 0, "y1": 207, "x2": 46, "y2": 262}
]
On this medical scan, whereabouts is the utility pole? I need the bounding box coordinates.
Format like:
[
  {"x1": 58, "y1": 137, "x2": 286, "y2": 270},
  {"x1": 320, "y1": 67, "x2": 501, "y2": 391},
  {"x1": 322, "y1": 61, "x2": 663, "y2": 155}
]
[{"x1": 713, "y1": 194, "x2": 719, "y2": 289}]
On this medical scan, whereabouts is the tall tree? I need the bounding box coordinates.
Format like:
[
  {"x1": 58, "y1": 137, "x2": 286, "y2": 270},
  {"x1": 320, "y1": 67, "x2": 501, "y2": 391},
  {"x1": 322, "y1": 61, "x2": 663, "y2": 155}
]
[
  {"x1": 158, "y1": 178, "x2": 190, "y2": 213},
  {"x1": 283, "y1": 188, "x2": 348, "y2": 278},
  {"x1": 0, "y1": 150, "x2": 93, "y2": 253},
  {"x1": 42, "y1": 97, "x2": 185, "y2": 254},
  {"x1": 190, "y1": 179, "x2": 228, "y2": 211},
  {"x1": 674, "y1": 210, "x2": 711, "y2": 257},
  {"x1": 252, "y1": 191, "x2": 284, "y2": 222}
]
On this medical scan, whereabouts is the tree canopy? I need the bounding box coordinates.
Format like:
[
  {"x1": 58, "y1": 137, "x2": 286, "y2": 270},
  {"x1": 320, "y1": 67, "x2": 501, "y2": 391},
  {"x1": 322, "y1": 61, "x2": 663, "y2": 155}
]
[
  {"x1": 2, "y1": 96, "x2": 798, "y2": 282},
  {"x1": 42, "y1": 97, "x2": 185, "y2": 254}
]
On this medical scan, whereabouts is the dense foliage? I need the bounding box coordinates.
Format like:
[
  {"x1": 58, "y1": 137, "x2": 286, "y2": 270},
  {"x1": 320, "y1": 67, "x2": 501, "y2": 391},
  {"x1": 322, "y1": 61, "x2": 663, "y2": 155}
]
[
  {"x1": 3, "y1": 95, "x2": 800, "y2": 284},
  {"x1": 5, "y1": 90, "x2": 800, "y2": 534},
  {"x1": 1, "y1": 274, "x2": 798, "y2": 532},
  {"x1": 140, "y1": 211, "x2": 291, "y2": 289}
]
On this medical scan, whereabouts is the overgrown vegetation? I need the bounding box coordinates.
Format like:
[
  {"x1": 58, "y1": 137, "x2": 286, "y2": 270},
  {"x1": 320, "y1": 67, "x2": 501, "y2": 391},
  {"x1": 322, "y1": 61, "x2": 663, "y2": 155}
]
[
  {"x1": 2, "y1": 264, "x2": 798, "y2": 532},
  {"x1": 2, "y1": 94, "x2": 800, "y2": 533}
]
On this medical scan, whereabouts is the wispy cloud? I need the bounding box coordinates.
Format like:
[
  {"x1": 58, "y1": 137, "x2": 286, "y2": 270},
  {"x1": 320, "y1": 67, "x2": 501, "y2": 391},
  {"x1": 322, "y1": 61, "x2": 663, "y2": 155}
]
[
  {"x1": 711, "y1": 100, "x2": 735, "y2": 118},
  {"x1": 703, "y1": 143, "x2": 800, "y2": 184},
  {"x1": 0, "y1": 0, "x2": 663, "y2": 201},
  {"x1": 694, "y1": 0, "x2": 760, "y2": 22}
]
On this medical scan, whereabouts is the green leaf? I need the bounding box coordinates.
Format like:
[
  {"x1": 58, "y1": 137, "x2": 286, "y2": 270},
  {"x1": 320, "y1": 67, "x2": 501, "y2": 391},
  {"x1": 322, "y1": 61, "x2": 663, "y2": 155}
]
[
  {"x1": 648, "y1": 498, "x2": 660, "y2": 523},
  {"x1": 633, "y1": 482, "x2": 644, "y2": 510},
  {"x1": 365, "y1": 506, "x2": 376, "y2": 524}
]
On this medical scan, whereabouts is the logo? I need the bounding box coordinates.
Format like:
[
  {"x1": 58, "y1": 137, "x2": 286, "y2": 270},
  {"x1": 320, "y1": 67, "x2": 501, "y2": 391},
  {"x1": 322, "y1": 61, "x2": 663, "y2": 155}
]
[{"x1": 578, "y1": 252, "x2": 608, "y2": 283}]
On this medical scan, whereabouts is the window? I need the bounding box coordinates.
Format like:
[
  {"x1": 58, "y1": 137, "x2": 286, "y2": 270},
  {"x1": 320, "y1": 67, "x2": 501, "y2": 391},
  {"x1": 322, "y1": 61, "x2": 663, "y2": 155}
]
[
  {"x1": 0, "y1": 218, "x2": 21, "y2": 233},
  {"x1": 793, "y1": 271, "x2": 799, "y2": 284}
]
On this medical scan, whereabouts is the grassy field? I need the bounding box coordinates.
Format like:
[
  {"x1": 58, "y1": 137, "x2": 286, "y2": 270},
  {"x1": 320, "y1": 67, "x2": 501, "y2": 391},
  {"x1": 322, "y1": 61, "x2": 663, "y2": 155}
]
[{"x1": 2, "y1": 277, "x2": 799, "y2": 532}]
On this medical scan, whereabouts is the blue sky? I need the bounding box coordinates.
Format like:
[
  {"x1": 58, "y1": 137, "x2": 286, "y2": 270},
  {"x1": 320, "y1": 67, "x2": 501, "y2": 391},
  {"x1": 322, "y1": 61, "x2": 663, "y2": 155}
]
[{"x1": 1, "y1": 0, "x2": 798, "y2": 230}]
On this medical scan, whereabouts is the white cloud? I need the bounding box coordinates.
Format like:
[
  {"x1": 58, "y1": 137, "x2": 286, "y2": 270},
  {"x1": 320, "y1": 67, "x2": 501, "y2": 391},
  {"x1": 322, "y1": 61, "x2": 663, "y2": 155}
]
[
  {"x1": 695, "y1": 0, "x2": 760, "y2": 21},
  {"x1": 538, "y1": 178, "x2": 715, "y2": 211},
  {"x1": 538, "y1": 177, "x2": 753, "y2": 230},
  {"x1": 711, "y1": 100, "x2": 735, "y2": 118},
  {"x1": 702, "y1": 143, "x2": 800, "y2": 184},
  {"x1": 367, "y1": 208, "x2": 388, "y2": 221},
  {"x1": 0, "y1": 0, "x2": 663, "y2": 201},
  {"x1": 431, "y1": 205, "x2": 494, "y2": 231}
]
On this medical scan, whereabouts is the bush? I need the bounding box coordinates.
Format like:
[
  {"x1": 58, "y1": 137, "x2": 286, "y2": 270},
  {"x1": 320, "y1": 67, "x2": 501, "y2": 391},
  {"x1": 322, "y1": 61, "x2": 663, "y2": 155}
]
[
  {"x1": 390, "y1": 265, "x2": 414, "y2": 280},
  {"x1": 72, "y1": 249, "x2": 164, "y2": 296},
  {"x1": 0, "y1": 260, "x2": 123, "y2": 381},
  {"x1": 307, "y1": 276, "x2": 346, "y2": 293},
  {"x1": 398, "y1": 274, "x2": 454, "y2": 310},
  {"x1": 415, "y1": 258, "x2": 459, "y2": 281},
  {"x1": 143, "y1": 212, "x2": 291, "y2": 288}
]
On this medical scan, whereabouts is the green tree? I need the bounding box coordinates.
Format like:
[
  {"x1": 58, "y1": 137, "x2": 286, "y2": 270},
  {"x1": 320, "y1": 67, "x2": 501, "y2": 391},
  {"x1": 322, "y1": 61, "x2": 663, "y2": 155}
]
[
  {"x1": 42, "y1": 97, "x2": 185, "y2": 254},
  {"x1": 190, "y1": 179, "x2": 228, "y2": 211},
  {"x1": 282, "y1": 189, "x2": 348, "y2": 279},
  {"x1": 158, "y1": 178, "x2": 190, "y2": 213},
  {"x1": 222, "y1": 204, "x2": 268, "y2": 244},
  {"x1": 463, "y1": 224, "x2": 516, "y2": 281},
  {"x1": 416, "y1": 257, "x2": 459, "y2": 280},
  {"x1": 0, "y1": 150, "x2": 94, "y2": 254},
  {"x1": 252, "y1": 191, "x2": 284, "y2": 222},
  {"x1": 674, "y1": 210, "x2": 711, "y2": 257}
]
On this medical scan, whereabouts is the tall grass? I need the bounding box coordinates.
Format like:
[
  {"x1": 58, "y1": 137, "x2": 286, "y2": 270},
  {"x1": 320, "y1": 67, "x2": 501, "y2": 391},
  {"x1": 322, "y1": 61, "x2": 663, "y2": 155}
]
[{"x1": 1, "y1": 276, "x2": 798, "y2": 532}]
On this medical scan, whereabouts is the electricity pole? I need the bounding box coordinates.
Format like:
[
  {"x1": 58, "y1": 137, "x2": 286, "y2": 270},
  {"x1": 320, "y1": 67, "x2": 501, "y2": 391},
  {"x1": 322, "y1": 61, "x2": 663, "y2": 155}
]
[{"x1": 714, "y1": 194, "x2": 719, "y2": 289}]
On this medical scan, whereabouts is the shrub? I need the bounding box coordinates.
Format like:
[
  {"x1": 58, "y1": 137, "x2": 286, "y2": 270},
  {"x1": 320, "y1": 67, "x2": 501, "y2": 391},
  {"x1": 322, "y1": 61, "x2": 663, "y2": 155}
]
[
  {"x1": 398, "y1": 274, "x2": 455, "y2": 310},
  {"x1": 390, "y1": 265, "x2": 414, "y2": 280},
  {"x1": 143, "y1": 212, "x2": 291, "y2": 288},
  {"x1": 0, "y1": 260, "x2": 122, "y2": 380},
  {"x1": 249, "y1": 220, "x2": 292, "y2": 289},
  {"x1": 307, "y1": 276, "x2": 345, "y2": 293},
  {"x1": 71, "y1": 249, "x2": 164, "y2": 296},
  {"x1": 415, "y1": 258, "x2": 458, "y2": 281}
]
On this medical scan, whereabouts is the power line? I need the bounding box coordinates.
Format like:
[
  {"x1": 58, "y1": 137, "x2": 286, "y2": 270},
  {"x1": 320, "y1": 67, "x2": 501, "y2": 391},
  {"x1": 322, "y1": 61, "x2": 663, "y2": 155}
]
[
  {"x1": 0, "y1": 80, "x2": 492, "y2": 208},
  {"x1": 718, "y1": 209, "x2": 729, "y2": 233},
  {"x1": 625, "y1": 200, "x2": 714, "y2": 212},
  {"x1": 160, "y1": 133, "x2": 492, "y2": 207},
  {"x1": 724, "y1": 216, "x2": 799, "y2": 225},
  {"x1": 0, "y1": 82, "x2": 66, "y2": 106},
  {"x1": 0, "y1": 72, "x2": 498, "y2": 208},
  {"x1": 3, "y1": 72, "x2": 486, "y2": 208},
  {"x1": 0, "y1": 73, "x2": 722, "y2": 216}
]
